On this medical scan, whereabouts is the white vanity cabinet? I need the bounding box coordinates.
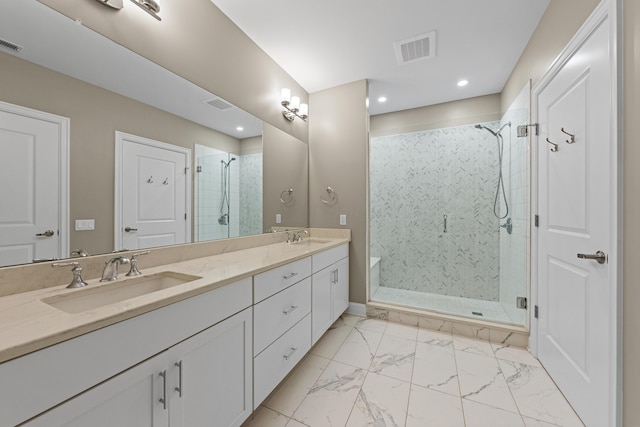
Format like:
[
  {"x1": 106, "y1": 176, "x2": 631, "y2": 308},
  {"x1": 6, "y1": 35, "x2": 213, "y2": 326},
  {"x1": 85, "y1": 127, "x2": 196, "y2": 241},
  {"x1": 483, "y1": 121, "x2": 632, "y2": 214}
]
[
  {"x1": 311, "y1": 244, "x2": 350, "y2": 344},
  {"x1": 24, "y1": 308, "x2": 253, "y2": 427},
  {"x1": 252, "y1": 257, "x2": 312, "y2": 408},
  {"x1": 4, "y1": 278, "x2": 253, "y2": 427}
]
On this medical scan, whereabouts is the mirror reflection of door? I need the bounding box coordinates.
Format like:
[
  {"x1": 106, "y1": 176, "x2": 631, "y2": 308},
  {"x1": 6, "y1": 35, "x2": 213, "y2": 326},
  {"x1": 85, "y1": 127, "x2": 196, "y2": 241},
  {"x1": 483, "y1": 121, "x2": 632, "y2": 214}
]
[
  {"x1": 0, "y1": 101, "x2": 68, "y2": 267},
  {"x1": 115, "y1": 132, "x2": 191, "y2": 251}
]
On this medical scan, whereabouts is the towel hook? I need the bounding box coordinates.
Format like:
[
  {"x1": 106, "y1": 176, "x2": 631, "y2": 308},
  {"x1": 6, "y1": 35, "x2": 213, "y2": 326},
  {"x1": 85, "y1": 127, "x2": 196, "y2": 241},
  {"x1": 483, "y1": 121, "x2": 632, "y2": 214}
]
[
  {"x1": 561, "y1": 128, "x2": 575, "y2": 144},
  {"x1": 162, "y1": 178, "x2": 169, "y2": 185},
  {"x1": 280, "y1": 188, "x2": 294, "y2": 204},
  {"x1": 146, "y1": 176, "x2": 154, "y2": 183},
  {"x1": 546, "y1": 138, "x2": 559, "y2": 152},
  {"x1": 320, "y1": 187, "x2": 337, "y2": 205}
]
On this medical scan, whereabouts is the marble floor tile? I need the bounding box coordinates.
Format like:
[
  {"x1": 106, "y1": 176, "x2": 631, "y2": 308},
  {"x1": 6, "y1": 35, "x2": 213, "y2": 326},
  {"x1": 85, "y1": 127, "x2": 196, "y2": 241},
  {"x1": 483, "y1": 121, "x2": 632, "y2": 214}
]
[
  {"x1": 413, "y1": 342, "x2": 460, "y2": 396},
  {"x1": 285, "y1": 420, "x2": 308, "y2": 427},
  {"x1": 292, "y1": 360, "x2": 366, "y2": 427},
  {"x1": 263, "y1": 354, "x2": 330, "y2": 416},
  {"x1": 244, "y1": 406, "x2": 289, "y2": 427},
  {"x1": 522, "y1": 416, "x2": 566, "y2": 427},
  {"x1": 499, "y1": 359, "x2": 585, "y2": 427},
  {"x1": 310, "y1": 324, "x2": 352, "y2": 359},
  {"x1": 462, "y1": 399, "x2": 525, "y2": 427},
  {"x1": 417, "y1": 327, "x2": 454, "y2": 348},
  {"x1": 252, "y1": 314, "x2": 584, "y2": 427},
  {"x1": 492, "y1": 342, "x2": 541, "y2": 367},
  {"x1": 333, "y1": 327, "x2": 383, "y2": 369},
  {"x1": 352, "y1": 317, "x2": 388, "y2": 334},
  {"x1": 345, "y1": 372, "x2": 410, "y2": 427},
  {"x1": 384, "y1": 320, "x2": 419, "y2": 340},
  {"x1": 406, "y1": 384, "x2": 465, "y2": 427},
  {"x1": 370, "y1": 333, "x2": 416, "y2": 382},
  {"x1": 453, "y1": 334, "x2": 495, "y2": 357},
  {"x1": 455, "y1": 350, "x2": 519, "y2": 413}
]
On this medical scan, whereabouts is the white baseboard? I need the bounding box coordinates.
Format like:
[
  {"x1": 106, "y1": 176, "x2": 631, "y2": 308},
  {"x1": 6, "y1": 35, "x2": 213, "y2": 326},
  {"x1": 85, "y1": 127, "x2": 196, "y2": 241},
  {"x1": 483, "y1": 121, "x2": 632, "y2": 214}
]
[{"x1": 346, "y1": 302, "x2": 366, "y2": 317}]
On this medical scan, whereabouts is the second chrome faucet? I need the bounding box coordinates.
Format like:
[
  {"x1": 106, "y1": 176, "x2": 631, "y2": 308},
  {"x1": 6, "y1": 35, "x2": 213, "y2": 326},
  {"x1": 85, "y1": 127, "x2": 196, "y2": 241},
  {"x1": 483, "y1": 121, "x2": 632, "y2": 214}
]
[{"x1": 100, "y1": 251, "x2": 150, "y2": 282}]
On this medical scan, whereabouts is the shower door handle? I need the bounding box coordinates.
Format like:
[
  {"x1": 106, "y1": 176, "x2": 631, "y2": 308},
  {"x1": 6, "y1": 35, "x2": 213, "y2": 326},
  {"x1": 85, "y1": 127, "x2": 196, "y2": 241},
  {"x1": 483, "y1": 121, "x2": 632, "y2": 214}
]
[{"x1": 443, "y1": 215, "x2": 447, "y2": 233}]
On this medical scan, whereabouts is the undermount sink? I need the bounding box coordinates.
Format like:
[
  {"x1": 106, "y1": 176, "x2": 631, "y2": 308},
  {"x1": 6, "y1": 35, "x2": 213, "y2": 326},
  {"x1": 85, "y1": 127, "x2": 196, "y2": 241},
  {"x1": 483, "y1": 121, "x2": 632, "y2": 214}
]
[{"x1": 42, "y1": 271, "x2": 202, "y2": 314}]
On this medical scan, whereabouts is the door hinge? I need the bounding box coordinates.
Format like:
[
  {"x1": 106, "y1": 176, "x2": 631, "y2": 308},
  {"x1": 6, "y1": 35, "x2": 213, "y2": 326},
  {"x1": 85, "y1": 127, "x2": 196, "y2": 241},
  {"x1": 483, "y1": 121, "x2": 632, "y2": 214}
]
[
  {"x1": 516, "y1": 297, "x2": 527, "y2": 309},
  {"x1": 184, "y1": 213, "x2": 187, "y2": 220},
  {"x1": 196, "y1": 165, "x2": 202, "y2": 173},
  {"x1": 534, "y1": 215, "x2": 539, "y2": 227},
  {"x1": 185, "y1": 167, "x2": 190, "y2": 174},
  {"x1": 534, "y1": 305, "x2": 539, "y2": 318}
]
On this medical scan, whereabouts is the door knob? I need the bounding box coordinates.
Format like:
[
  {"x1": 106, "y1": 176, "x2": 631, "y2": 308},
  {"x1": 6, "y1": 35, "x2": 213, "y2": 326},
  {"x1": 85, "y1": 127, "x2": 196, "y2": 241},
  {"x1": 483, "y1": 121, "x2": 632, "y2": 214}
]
[
  {"x1": 124, "y1": 227, "x2": 138, "y2": 232},
  {"x1": 35, "y1": 230, "x2": 55, "y2": 237},
  {"x1": 577, "y1": 251, "x2": 607, "y2": 264}
]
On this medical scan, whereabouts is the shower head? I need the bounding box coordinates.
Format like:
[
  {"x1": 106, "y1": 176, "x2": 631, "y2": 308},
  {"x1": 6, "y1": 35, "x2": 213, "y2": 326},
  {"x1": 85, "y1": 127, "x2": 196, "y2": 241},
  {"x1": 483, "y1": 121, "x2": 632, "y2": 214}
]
[{"x1": 475, "y1": 124, "x2": 497, "y2": 136}]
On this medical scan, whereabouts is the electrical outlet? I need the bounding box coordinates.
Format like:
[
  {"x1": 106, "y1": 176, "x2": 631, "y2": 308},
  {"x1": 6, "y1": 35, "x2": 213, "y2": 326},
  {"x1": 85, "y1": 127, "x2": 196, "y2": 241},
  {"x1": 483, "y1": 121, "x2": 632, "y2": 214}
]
[
  {"x1": 339, "y1": 214, "x2": 347, "y2": 226},
  {"x1": 75, "y1": 219, "x2": 95, "y2": 231},
  {"x1": 276, "y1": 214, "x2": 282, "y2": 224}
]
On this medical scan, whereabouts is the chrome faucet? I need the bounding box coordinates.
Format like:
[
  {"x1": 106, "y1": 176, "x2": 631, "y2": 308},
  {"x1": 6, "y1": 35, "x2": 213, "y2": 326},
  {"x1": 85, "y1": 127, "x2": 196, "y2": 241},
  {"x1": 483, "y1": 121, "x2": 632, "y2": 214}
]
[
  {"x1": 100, "y1": 256, "x2": 131, "y2": 282},
  {"x1": 292, "y1": 229, "x2": 309, "y2": 243}
]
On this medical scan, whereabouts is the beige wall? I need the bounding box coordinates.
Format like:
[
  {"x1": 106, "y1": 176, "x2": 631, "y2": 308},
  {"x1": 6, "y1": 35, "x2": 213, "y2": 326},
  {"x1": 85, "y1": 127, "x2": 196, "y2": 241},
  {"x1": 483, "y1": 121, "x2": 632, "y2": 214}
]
[
  {"x1": 309, "y1": 80, "x2": 369, "y2": 304},
  {"x1": 38, "y1": 0, "x2": 309, "y2": 143},
  {"x1": 0, "y1": 51, "x2": 240, "y2": 256},
  {"x1": 263, "y1": 123, "x2": 309, "y2": 231},
  {"x1": 623, "y1": 0, "x2": 639, "y2": 423},
  {"x1": 501, "y1": 0, "x2": 601, "y2": 111},
  {"x1": 370, "y1": 94, "x2": 501, "y2": 137}
]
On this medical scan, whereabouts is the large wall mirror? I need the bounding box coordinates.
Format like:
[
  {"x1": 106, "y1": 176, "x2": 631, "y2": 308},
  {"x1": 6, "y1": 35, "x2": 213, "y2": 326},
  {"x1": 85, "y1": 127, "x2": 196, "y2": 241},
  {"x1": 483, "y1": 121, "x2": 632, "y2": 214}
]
[{"x1": 0, "y1": 1, "x2": 308, "y2": 267}]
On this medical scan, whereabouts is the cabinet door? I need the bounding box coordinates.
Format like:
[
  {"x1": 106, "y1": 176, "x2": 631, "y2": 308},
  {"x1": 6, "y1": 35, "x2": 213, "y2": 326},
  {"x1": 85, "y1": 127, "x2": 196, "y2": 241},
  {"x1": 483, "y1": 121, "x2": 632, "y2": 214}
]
[
  {"x1": 332, "y1": 257, "x2": 350, "y2": 320},
  {"x1": 312, "y1": 267, "x2": 333, "y2": 344},
  {"x1": 23, "y1": 352, "x2": 169, "y2": 427},
  {"x1": 168, "y1": 308, "x2": 252, "y2": 427}
]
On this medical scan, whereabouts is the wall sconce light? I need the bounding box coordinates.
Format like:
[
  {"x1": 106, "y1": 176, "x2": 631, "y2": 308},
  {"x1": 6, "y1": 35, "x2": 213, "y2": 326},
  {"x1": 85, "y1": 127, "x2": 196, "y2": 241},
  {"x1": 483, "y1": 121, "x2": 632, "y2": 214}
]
[
  {"x1": 281, "y1": 88, "x2": 308, "y2": 122},
  {"x1": 130, "y1": 0, "x2": 161, "y2": 20}
]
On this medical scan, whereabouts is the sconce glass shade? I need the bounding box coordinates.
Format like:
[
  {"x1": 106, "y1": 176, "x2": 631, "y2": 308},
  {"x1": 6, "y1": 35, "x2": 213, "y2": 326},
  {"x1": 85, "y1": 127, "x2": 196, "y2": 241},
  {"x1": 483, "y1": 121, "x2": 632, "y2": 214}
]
[
  {"x1": 299, "y1": 103, "x2": 308, "y2": 117},
  {"x1": 281, "y1": 88, "x2": 291, "y2": 105},
  {"x1": 290, "y1": 96, "x2": 300, "y2": 111}
]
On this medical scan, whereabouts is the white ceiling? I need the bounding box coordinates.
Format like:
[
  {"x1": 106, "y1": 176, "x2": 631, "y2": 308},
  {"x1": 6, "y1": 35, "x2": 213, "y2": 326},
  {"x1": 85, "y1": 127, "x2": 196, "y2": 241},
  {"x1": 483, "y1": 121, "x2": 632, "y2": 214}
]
[{"x1": 211, "y1": 0, "x2": 550, "y2": 115}]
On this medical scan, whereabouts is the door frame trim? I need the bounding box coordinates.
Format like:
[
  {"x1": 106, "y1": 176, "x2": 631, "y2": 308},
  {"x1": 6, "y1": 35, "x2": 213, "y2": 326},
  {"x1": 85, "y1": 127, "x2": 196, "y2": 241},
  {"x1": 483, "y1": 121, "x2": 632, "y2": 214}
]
[
  {"x1": 114, "y1": 131, "x2": 192, "y2": 251},
  {"x1": 530, "y1": 1, "x2": 621, "y2": 425},
  {"x1": 0, "y1": 100, "x2": 70, "y2": 260}
]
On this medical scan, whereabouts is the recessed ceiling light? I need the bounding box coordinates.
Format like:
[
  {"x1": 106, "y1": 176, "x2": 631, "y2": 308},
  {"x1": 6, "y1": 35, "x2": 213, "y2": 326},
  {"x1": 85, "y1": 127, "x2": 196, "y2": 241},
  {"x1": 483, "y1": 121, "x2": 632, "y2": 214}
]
[
  {"x1": 457, "y1": 80, "x2": 469, "y2": 87},
  {"x1": 378, "y1": 96, "x2": 387, "y2": 103},
  {"x1": 236, "y1": 126, "x2": 244, "y2": 131}
]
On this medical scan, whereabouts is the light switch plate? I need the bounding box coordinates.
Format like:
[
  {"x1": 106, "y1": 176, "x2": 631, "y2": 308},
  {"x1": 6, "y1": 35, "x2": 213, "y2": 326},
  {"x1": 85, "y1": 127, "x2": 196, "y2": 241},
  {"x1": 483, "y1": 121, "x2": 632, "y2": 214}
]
[
  {"x1": 75, "y1": 219, "x2": 95, "y2": 231},
  {"x1": 339, "y1": 214, "x2": 347, "y2": 226},
  {"x1": 276, "y1": 214, "x2": 282, "y2": 224}
]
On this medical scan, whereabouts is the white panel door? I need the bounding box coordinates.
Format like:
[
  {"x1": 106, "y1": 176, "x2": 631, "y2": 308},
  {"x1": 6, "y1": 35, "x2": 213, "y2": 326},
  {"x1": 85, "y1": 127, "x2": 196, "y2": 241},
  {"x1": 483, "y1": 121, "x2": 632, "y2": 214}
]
[
  {"x1": 0, "y1": 103, "x2": 68, "y2": 266},
  {"x1": 116, "y1": 132, "x2": 190, "y2": 251},
  {"x1": 536, "y1": 16, "x2": 613, "y2": 427}
]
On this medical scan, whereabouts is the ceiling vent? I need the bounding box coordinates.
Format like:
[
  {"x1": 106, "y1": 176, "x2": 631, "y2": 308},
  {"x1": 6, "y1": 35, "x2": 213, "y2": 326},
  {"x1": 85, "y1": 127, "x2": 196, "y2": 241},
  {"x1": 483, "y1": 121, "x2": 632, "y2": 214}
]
[
  {"x1": 0, "y1": 38, "x2": 23, "y2": 53},
  {"x1": 203, "y1": 96, "x2": 235, "y2": 111},
  {"x1": 394, "y1": 31, "x2": 436, "y2": 65}
]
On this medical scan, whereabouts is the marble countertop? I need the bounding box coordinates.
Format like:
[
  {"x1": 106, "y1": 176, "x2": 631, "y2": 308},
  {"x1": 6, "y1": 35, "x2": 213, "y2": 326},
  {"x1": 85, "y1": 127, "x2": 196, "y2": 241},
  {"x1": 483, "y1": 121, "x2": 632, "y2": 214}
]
[{"x1": 0, "y1": 236, "x2": 349, "y2": 364}]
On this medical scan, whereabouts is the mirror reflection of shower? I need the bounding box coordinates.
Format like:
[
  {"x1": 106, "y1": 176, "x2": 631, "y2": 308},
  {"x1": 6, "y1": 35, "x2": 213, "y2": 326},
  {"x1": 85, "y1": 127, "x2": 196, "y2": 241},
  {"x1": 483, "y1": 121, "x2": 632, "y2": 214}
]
[
  {"x1": 218, "y1": 157, "x2": 236, "y2": 226},
  {"x1": 475, "y1": 122, "x2": 511, "y2": 220}
]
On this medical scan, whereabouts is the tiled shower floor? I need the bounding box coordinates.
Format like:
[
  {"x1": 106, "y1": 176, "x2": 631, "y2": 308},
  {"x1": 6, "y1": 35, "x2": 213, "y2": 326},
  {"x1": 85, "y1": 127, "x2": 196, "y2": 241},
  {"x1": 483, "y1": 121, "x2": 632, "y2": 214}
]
[
  {"x1": 244, "y1": 314, "x2": 584, "y2": 427},
  {"x1": 371, "y1": 286, "x2": 520, "y2": 324}
]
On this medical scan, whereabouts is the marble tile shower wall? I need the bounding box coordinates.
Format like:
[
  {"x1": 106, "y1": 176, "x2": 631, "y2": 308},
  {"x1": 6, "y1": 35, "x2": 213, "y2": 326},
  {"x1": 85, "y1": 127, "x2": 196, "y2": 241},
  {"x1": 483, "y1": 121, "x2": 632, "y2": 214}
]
[
  {"x1": 239, "y1": 153, "x2": 263, "y2": 236},
  {"x1": 370, "y1": 123, "x2": 502, "y2": 301}
]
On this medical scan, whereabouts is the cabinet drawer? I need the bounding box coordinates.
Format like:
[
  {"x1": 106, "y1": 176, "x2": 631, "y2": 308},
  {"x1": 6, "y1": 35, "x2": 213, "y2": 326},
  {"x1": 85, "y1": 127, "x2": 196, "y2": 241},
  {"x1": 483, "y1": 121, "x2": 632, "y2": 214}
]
[
  {"x1": 254, "y1": 277, "x2": 311, "y2": 356},
  {"x1": 312, "y1": 244, "x2": 348, "y2": 273},
  {"x1": 253, "y1": 314, "x2": 311, "y2": 409},
  {"x1": 254, "y1": 257, "x2": 311, "y2": 303}
]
